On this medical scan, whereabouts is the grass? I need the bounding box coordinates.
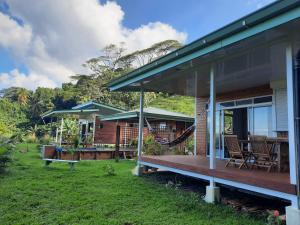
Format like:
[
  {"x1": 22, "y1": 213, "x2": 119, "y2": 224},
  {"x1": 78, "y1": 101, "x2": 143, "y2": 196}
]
[
  {"x1": 149, "y1": 95, "x2": 195, "y2": 116},
  {"x1": 0, "y1": 144, "x2": 265, "y2": 225}
]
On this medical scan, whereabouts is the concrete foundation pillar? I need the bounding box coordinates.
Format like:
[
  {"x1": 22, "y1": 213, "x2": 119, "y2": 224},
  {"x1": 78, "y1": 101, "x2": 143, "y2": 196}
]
[
  {"x1": 132, "y1": 164, "x2": 144, "y2": 176},
  {"x1": 204, "y1": 184, "x2": 220, "y2": 203},
  {"x1": 286, "y1": 206, "x2": 300, "y2": 225}
]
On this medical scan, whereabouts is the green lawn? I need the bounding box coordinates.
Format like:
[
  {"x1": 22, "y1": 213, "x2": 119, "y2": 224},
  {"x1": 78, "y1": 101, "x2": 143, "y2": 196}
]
[
  {"x1": 0, "y1": 144, "x2": 265, "y2": 225},
  {"x1": 149, "y1": 95, "x2": 195, "y2": 116}
]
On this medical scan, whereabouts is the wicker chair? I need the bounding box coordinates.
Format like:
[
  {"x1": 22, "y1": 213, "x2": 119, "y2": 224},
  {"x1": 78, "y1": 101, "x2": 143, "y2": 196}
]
[
  {"x1": 249, "y1": 135, "x2": 277, "y2": 172},
  {"x1": 224, "y1": 135, "x2": 250, "y2": 169}
]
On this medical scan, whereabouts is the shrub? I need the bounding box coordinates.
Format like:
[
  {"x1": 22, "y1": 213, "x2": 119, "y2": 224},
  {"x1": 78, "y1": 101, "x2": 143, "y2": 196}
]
[
  {"x1": 267, "y1": 210, "x2": 285, "y2": 225},
  {"x1": 73, "y1": 135, "x2": 80, "y2": 148},
  {"x1": 129, "y1": 138, "x2": 138, "y2": 147},
  {"x1": 39, "y1": 134, "x2": 51, "y2": 145},
  {"x1": 186, "y1": 137, "x2": 194, "y2": 154},
  {"x1": 143, "y1": 134, "x2": 163, "y2": 155},
  {"x1": 103, "y1": 164, "x2": 116, "y2": 176},
  {"x1": 0, "y1": 136, "x2": 15, "y2": 172},
  {"x1": 173, "y1": 147, "x2": 185, "y2": 155},
  {"x1": 26, "y1": 134, "x2": 38, "y2": 143}
]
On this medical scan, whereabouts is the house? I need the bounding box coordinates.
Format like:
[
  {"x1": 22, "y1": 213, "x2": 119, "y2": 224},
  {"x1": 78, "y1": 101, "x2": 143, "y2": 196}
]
[
  {"x1": 101, "y1": 107, "x2": 194, "y2": 148},
  {"x1": 42, "y1": 100, "x2": 125, "y2": 146},
  {"x1": 42, "y1": 102, "x2": 193, "y2": 151},
  {"x1": 107, "y1": 1, "x2": 300, "y2": 224}
]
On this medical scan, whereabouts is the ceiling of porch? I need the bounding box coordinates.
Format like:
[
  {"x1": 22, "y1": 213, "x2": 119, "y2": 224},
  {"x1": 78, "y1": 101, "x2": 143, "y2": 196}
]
[{"x1": 125, "y1": 18, "x2": 300, "y2": 97}]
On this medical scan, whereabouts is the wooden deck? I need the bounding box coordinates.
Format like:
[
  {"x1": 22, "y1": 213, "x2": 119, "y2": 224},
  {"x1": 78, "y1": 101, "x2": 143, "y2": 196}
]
[{"x1": 140, "y1": 155, "x2": 296, "y2": 195}]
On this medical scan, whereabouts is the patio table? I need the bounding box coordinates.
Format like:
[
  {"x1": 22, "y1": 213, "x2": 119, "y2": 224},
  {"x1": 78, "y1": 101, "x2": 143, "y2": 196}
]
[
  {"x1": 238, "y1": 137, "x2": 289, "y2": 172},
  {"x1": 266, "y1": 137, "x2": 289, "y2": 172}
]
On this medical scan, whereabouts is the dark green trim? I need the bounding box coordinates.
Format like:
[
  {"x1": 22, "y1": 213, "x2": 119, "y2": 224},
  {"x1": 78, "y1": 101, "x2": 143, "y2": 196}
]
[
  {"x1": 108, "y1": 0, "x2": 300, "y2": 90},
  {"x1": 72, "y1": 101, "x2": 125, "y2": 112},
  {"x1": 100, "y1": 111, "x2": 194, "y2": 123},
  {"x1": 100, "y1": 112, "x2": 138, "y2": 121},
  {"x1": 41, "y1": 109, "x2": 100, "y2": 118}
]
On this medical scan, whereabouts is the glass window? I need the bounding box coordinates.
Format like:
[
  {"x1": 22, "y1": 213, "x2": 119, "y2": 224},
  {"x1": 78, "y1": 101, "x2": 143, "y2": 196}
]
[
  {"x1": 252, "y1": 106, "x2": 272, "y2": 136},
  {"x1": 236, "y1": 99, "x2": 252, "y2": 106},
  {"x1": 220, "y1": 101, "x2": 235, "y2": 108},
  {"x1": 254, "y1": 96, "x2": 272, "y2": 104}
]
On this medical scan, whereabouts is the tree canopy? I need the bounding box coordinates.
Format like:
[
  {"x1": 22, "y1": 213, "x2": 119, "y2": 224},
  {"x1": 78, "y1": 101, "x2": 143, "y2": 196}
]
[{"x1": 0, "y1": 40, "x2": 194, "y2": 138}]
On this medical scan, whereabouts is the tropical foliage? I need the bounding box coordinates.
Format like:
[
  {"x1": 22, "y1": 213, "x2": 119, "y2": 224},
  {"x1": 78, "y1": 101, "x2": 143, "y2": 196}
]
[
  {"x1": 0, "y1": 136, "x2": 16, "y2": 172},
  {"x1": 0, "y1": 40, "x2": 193, "y2": 139}
]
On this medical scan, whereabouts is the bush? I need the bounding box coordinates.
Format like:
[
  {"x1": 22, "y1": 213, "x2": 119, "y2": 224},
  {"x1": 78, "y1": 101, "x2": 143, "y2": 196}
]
[
  {"x1": 173, "y1": 147, "x2": 185, "y2": 155},
  {"x1": 39, "y1": 134, "x2": 51, "y2": 145},
  {"x1": 103, "y1": 164, "x2": 116, "y2": 176},
  {"x1": 186, "y1": 137, "x2": 194, "y2": 154},
  {"x1": 73, "y1": 136, "x2": 80, "y2": 148},
  {"x1": 26, "y1": 134, "x2": 38, "y2": 143},
  {"x1": 129, "y1": 138, "x2": 138, "y2": 147},
  {"x1": 143, "y1": 134, "x2": 163, "y2": 155},
  {"x1": 0, "y1": 136, "x2": 15, "y2": 172},
  {"x1": 267, "y1": 210, "x2": 285, "y2": 225}
]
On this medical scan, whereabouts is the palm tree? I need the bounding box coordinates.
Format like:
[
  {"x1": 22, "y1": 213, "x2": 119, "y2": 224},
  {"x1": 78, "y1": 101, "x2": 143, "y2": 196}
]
[
  {"x1": 26, "y1": 124, "x2": 38, "y2": 138},
  {"x1": 17, "y1": 88, "x2": 30, "y2": 106}
]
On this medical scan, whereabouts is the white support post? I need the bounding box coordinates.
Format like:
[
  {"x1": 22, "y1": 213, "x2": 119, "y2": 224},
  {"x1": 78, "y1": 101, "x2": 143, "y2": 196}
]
[
  {"x1": 285, "y1": 44, "x2": 300, "y2": 225},
  {"x1": 286, "y1": 44, "x2": 297, "y2": 185},
  {"x1": 135, "y1": 88, "x2": 144, "y2": 176},
  {"x1": 194, "y1": 72, "x2": 198, "y2": 156},
  {"x1": 59, "y1": 117, "x2": 64, "y2": 147},
  {"x1": 55, "y1": 127, "x2": 58, "y2": 143},
  {"x1": 209, "y1": 65, "x2": 216, "y2": 170},
  {"x1": 205, "y1": 64, "x2": 220, "y2": 204},
  {"x1": 85, "y1": 120, "x2": 89, "y2": 139}
]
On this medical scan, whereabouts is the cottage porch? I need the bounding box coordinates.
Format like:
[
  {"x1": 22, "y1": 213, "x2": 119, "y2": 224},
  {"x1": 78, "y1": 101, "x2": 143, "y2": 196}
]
[
  {"x1": 140, "y1": 155, "x2": 296, "y2": 196},
  {"x1": 108, "y1": 1, "x2": 300, "y2": 223}
]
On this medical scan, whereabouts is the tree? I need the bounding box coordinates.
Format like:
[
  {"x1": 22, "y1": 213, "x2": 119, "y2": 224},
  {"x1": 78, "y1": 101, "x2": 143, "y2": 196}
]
[
  {"x1": 17, "y1": 88, "x2": 31, "y2": 106},
  {"x1": 74, "y1": 40, "x2": 183, "y2": 109},
  {"x1": 28, "y1": 87, "x2": 56, "y2": 123},
  {"x1": 118, "y1": 39, "x2": 182, "y2": 67},
  {"x1": 1, "y1": 87, "x2": 32, "y2": 105},
  {"x1": 0, "y1": 39, "x2": 184, "y2": 137}
]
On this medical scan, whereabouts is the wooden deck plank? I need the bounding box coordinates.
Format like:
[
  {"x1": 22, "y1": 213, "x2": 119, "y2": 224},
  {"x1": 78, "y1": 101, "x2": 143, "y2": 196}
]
[{"x1": 140, "y1": 155, "x2": 296, "y2": 195}]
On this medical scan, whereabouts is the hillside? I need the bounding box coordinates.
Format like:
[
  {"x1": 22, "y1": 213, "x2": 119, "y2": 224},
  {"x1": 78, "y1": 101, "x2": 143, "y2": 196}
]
[{"x1": 149, "y1": 95, "x2": 195, "y2": 116}]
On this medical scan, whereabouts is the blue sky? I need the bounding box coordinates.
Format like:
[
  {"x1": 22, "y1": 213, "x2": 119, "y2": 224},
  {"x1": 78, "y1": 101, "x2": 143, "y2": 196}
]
[
  {"x1": 114, "y1": 0, "x2": 274, "y2": 42},
  {"x1": 0, "y1": 0, "x2": 274, "y2": 89}
]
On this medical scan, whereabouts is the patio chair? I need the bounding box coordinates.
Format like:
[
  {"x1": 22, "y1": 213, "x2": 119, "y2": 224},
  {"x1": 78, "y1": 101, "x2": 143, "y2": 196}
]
[
  {"x1": 249, "y1": 135, "x2": 277, "y2": 172},
  {"x1": 224, "y1": 135, "x2": 250, "y2": 169}
]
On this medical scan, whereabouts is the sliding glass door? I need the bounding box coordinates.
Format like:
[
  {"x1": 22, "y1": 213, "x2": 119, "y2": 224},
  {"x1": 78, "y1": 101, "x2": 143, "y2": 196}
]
[
  {"x1": 206, "y1": 110, "x2": 223, "y2": 158},
  {"x1": 248, "y1": 106, "x2": 273, "y2": 136},
  {"x1": 206, "y1": 96, "x2": 273, "y2": 159}
]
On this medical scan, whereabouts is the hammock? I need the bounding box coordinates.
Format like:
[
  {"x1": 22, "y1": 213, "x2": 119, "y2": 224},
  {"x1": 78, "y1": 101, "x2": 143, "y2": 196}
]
[{"x1": 145, "y1": 118, "x2": 195, "y2": 147}]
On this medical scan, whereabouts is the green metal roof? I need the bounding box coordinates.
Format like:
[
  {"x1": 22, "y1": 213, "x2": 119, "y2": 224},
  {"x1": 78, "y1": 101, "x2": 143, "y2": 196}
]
[
  {"x1": 41, "y1": 109, "x2": 100, "y2": 118},
  {"x1": 72, "y1": 100, "x2": 125, "y2": 113},
  {"x1": 42, "y1": 101, "x2": 126, "y2": 118},
  {"x1": 100, "y1": 107, "x2": 194, "y2": 122},
  {"x1": 108, "y1": 0, "x2": 300, "y2": 91}
]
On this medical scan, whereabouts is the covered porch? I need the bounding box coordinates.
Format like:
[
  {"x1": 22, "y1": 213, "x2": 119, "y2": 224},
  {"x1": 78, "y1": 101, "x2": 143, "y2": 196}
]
[
  {"x1": 108, "y1": 1, "x2": 300, "y2": 223},
  {"x1": 140, "y1": 155, "x2": 295, "y2": 196}
]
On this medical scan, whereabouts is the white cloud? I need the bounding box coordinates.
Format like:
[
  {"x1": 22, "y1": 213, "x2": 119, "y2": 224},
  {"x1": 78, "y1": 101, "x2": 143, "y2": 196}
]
[
  {"x1": 0, "y1": 0, "x2": 187, "y2": 90},
  {"x1": 0, "y1": 12, "x2": 31, "y2": 58},
  {"x1": 0, "y1": 69, "x2": 57, "y2": 90}
]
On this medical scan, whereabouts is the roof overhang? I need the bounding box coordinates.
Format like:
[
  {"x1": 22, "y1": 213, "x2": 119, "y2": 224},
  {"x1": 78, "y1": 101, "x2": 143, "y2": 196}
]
[
  {"x1": 72, "y1": 101, "x2": 125, "y2": 115},
  {"x1": 100, "y1": 111, "x2": 194, "y2": 123},
  {"x1": 108, "y1": 0, "x2": 300, "y2": 97},
  {"x1": 42, "y1": 109, "x2": 100, "y2": 118}
]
